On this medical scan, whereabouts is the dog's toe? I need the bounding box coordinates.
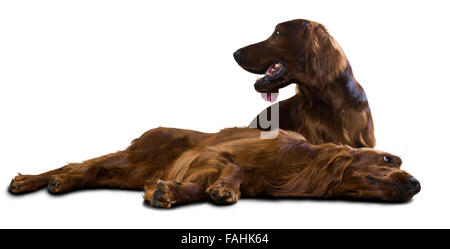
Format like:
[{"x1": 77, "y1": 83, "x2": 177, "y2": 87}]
[
  {"x1": 148, "y1": 181, "x2": 176, "y2": 208},
  {"x1": 207, "y1": 182, "x2": 240, "y2": 205},
  {"x1": 9, "y1": 175, "x2": 44, "y2": 194},
  {"x1": 9, "y1": 180, "x2": 19, "y2": 194},
  {"x1": 48, "y1": 175, "x2": 71, "y2": 194}
]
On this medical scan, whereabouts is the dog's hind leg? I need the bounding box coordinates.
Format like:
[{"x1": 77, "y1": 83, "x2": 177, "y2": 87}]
[
  {"x1": 46, "y1": 151, "x2": 145, "y2": 194},
  {"x1": 9, "y1": 151, "x2": 130, "y2": 194},
  {"x1": 9, "y1": 167, "x2": 67, "y2": 194}
]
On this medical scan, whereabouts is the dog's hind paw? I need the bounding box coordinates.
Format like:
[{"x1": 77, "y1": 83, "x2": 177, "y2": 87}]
[
  {"x1": 9, "y1": 174, "x2": 46, "y2": 194},
  {"x1": 48, "y1": 175, "x2": 73, "y2": 194}
]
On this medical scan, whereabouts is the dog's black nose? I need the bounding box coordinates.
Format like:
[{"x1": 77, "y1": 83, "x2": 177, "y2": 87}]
[
  {"x1": 408, "y1": 176, "x2": 421, "y2": 194},
  {"x1": 233, "y1": 50, "x2": 242, "y2": 61},
  {"x1": 409, "y1": 176, "x2": 420, "y2": 187}
]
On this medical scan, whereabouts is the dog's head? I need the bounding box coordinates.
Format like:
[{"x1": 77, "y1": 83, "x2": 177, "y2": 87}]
[
  {"x1": 332, "y1": 149, "x2": 421, "y2": 202},
  {"x1": 234, "y1": 19, "x2": 347, "y2": 101}
]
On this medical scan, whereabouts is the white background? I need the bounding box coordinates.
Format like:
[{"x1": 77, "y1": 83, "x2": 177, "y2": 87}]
[{"x1": 1, "y1": 0, "x2": 449, "y2": 228}]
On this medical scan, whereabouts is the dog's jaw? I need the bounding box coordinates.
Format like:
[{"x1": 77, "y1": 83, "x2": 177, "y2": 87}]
[{"x1": 254, "y1": 62, "x2": 289, "y2": 102}]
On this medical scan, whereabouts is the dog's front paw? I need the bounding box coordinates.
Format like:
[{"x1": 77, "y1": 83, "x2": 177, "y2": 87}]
[
  {"x1": 206, "y1": 181, "x2": 241, "y2": 205},
  {"x1": 144, "y1": 180, "x2": 179, "y2": 208}
]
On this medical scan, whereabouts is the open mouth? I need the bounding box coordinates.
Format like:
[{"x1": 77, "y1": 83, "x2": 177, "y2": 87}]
[{"x1": 255, "y1": 62, "x2": 286, "y2": 103}]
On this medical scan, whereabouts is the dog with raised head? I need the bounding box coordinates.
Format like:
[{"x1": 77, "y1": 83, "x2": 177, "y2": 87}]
[
  {"x1": 234, "y1": 19, "x2": 375, "y2": 148},
  {"x1": 9, "y1": 127, "x2": 419, "y2": 208}
]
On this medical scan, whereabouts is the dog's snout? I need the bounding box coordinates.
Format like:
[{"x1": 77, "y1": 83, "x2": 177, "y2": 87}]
[
  {"x1": 408, "y1": 176, "x2": 421, "y2": 194},
  {"x1": 233, "y1": 50, "x2": 242, "y2": 61}
]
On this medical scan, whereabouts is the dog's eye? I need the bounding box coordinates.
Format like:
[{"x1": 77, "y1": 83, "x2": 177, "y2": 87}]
[
  {"x1": 383, "y1": 155, "x2": 394, "y2": 165},
  {"x1": 273, "y1": 30, "x2": 280, "y2": 36}
]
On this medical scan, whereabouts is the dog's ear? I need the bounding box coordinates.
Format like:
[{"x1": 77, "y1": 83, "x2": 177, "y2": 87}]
[
  {"x1": 268, "y1": 146, "x2": 355, "y2": 198},
  {"x1": 305, "y1": 24, "x2": 347, "y2": 86}
]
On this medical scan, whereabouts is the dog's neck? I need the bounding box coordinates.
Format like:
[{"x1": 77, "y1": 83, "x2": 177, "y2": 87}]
[
  {"x1": 290, "y1": 64, "x2": 374, "y2": 147},
  {"x1": 296, "y1": 64, "x2": 368, "y2": 111}
]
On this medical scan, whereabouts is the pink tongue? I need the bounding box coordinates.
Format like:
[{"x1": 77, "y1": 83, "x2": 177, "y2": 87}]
[
  {"x1": 265, "y1": 64, "x2": 274, "y2": 75},
  {"x1": 261, "y1": 92, "x2": 279, "y2": 103}
]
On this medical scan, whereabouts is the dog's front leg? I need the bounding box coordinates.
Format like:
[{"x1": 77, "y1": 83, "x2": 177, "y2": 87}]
[
  {"x1": 206, "y1": 163, "x2": 244, "y2": 205},
  {"x1": 143, "y1": 169, "x2": 219, "y2": 208}
]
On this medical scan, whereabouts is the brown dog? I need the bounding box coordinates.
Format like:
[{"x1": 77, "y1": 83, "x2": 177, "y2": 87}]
[
  {"x1": 9, "y1": 127, "x2": 419, "y2": 208},
  {"x1": 234, "y1": 19, "x2": 375, "y2": 148}
]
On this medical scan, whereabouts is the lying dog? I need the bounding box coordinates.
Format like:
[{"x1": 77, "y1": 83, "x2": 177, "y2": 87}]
[
  {"x1": 9, "y1": 127, "x2": 420, "y2": 208},
  {"x1": 234, "y1": 19, "x2": 375, "y2": 147}
]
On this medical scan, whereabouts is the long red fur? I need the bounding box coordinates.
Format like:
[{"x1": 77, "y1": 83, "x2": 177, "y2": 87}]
[
  {"x1": 235, "y1": 19, "x2": 375, "y2": 147},
  {"x1": 10, "y1": 127, "x2": 418, "y2": 207}
]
